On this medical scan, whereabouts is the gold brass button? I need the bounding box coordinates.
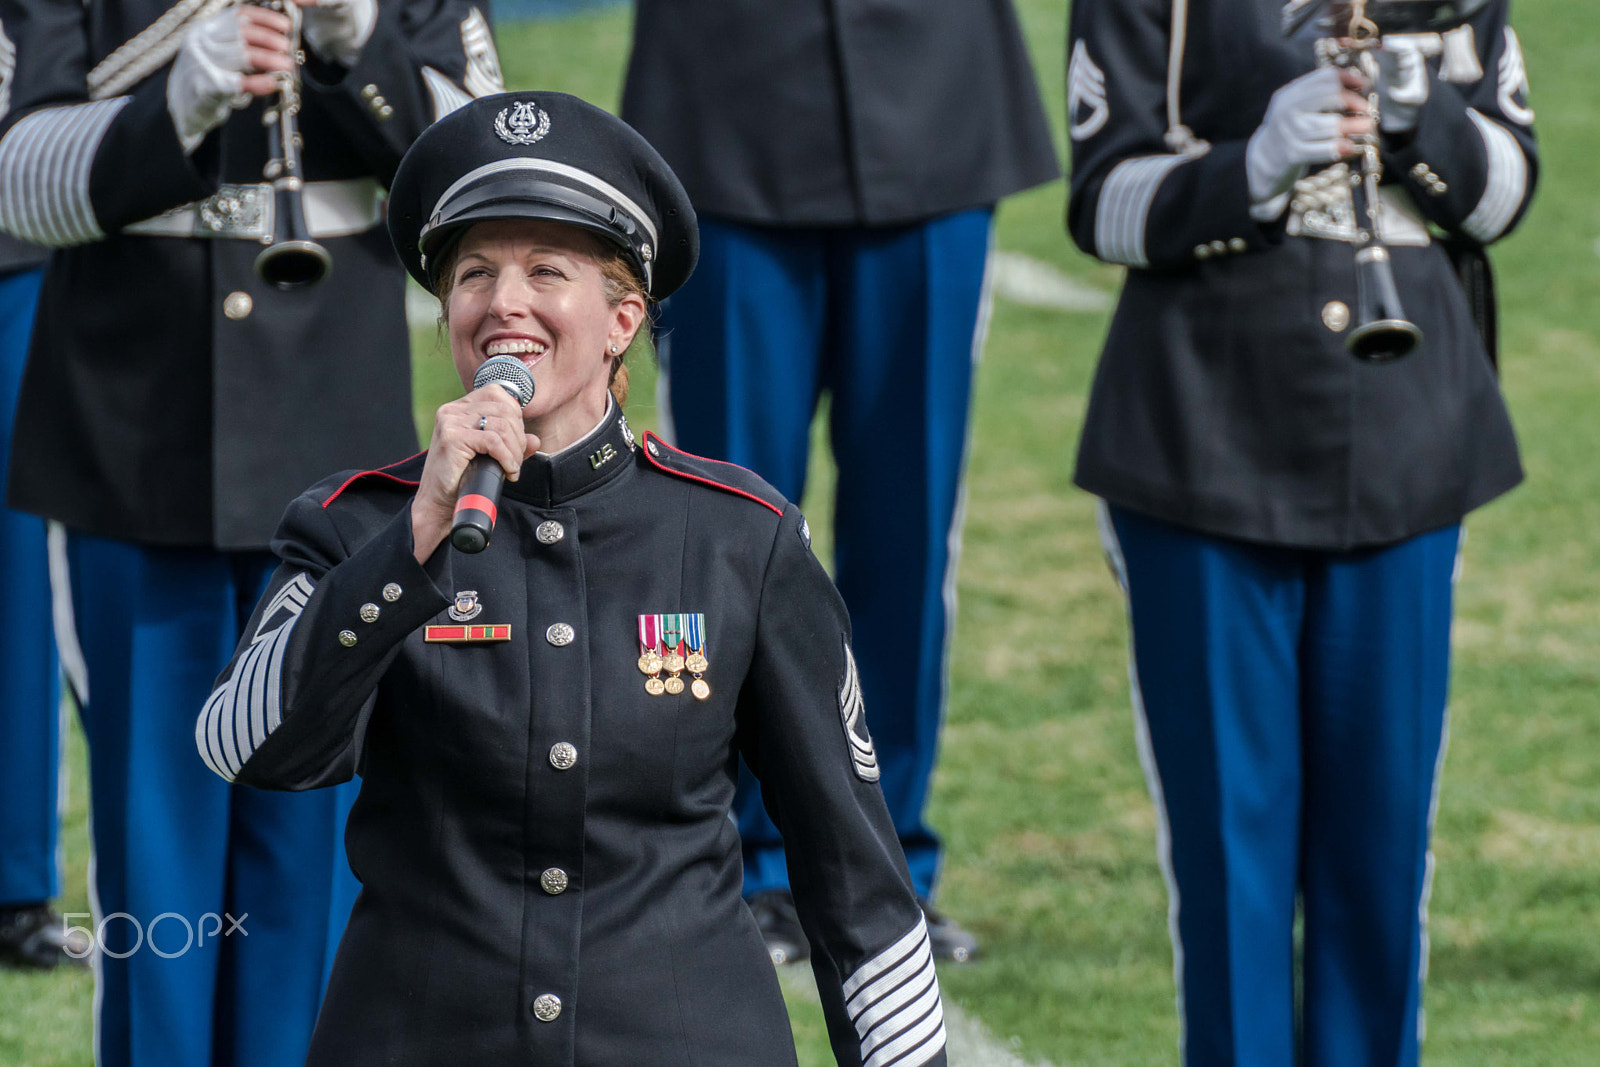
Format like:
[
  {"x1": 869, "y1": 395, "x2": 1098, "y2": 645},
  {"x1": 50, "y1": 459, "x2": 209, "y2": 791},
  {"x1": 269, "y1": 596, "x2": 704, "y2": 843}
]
[
  {"x1": 361, "y1": 84, "x2": 380, "y2": 100},
  {"x1": 382, "y1": 583, "x2": 402, "y2": 602},
  {"x1": 532, "y1": 994, "x2": 561, "y2": 1022},
  {"x1": 1195, "y1": 244, "x2": 1213, "y2": 260},
  {"x1": 540, "y1": 868, "x2": 569, "y2": 895},
  {"x1": 223, "y1": 292, "x2": 253, "y2": 320},
  {"x1": 1323, "y1": 300, "x2": 1351, "y2": 333},
  {"x1": 546, "y1": 623, "x2": 575, "y2": 647},
  {"x1": 1209, "y1": 240, "x2": 1228, "y2": 255},
  {"x1": 549, "y1": 743, "x2": 577, "y2": 770},
  {"x1": 1228, "y1": 238, "x2": 1248, "y2": 253},
  {"x1": 536, "y1": 521, "x2": 565, "y2": 545},
  {"x1": 338, "y1": 630, "x2": 358, "y2": 647},
  {"x1": 359, "y1": 603, "x2": 380, "y2": 623}
]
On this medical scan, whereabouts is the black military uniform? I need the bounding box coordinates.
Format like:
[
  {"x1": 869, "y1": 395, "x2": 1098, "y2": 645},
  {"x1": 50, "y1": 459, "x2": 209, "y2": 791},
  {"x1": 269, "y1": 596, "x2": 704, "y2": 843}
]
[
  {"x1": 0, "y1": 3, "x2": 504, "y2": 1064},
  {"x1": 200, "y1": 91, "x2": 950, "y2": 1067},
  {"x1": 1067, "y1": 3, "x2": 1537, "y2": 1064},
  {"x1": 1068, "y1": 0, "x2": 1535, "y2": 549},
  {"x1": 0, "y1": 0, "x2": 503, "y2": 546}
]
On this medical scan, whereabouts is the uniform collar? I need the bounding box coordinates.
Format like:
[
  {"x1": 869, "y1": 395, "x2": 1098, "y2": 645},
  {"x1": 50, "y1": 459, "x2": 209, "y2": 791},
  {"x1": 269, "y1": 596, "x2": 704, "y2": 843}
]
[{"x1": 502, "y1": 397, "x2": 636, "y2": 508}]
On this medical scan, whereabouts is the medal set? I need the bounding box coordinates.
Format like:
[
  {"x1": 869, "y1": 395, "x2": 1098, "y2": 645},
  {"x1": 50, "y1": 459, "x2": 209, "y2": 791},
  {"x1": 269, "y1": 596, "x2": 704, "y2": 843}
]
[{"x1": 637, "y1": 613, "x2": 710, "y2": 700}]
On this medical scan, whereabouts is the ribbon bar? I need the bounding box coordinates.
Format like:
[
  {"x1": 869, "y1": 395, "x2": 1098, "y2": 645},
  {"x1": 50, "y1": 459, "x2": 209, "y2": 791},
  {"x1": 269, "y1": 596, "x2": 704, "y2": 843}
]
[{"x1": 425, "y1": 624, "x2": 512, "y2": 643}]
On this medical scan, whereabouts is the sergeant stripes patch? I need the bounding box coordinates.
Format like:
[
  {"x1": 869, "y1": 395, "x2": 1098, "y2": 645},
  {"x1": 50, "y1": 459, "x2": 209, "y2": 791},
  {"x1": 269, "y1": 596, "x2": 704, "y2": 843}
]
[
  {"x1": 843, "y1": 917, "x2": 947, "y2": 1067},
  {"x1": 0, "y1": 21, "x2": 15, "y2": 118},
  {"x1": 839, "y1": 641, "x2": 880, "y2": 783},
  {"x1": 1497, "y1": 27, "x2": 1535, "y2": 126},
  {"x1": 197, "y1": 572, "x2": 316, "y2": 781},
  {"x1": 1067, "y1": 40, "x2": 1109, "y2": 142}
]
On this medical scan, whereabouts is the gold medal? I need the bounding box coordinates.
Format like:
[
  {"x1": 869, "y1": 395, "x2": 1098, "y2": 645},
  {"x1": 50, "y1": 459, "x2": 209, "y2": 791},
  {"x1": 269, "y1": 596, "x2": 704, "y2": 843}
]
[
  {"x1": 664, "y1": 675, "x2": 685, "y2": 695},
  {"x1": 645, "y1": 676, "x2": 666, "y2": 696},
  {"x1": 638, "y1": 651, "x2": 664, "y2": 675},
  {"x1": 686, "y1": 651, "x2": 709, "y2": 674},
  {"x1": 691, "y1": 678, "x2": 711, "y2": 701},
  {"x1": 663, "y1": 652, "x2": 686, "y2": 674}
]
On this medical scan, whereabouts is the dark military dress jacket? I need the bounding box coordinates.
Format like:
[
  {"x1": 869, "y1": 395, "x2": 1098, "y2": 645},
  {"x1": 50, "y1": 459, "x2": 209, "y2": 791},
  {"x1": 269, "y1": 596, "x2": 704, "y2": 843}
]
[
  {"x1": 1067, "y1": 0, "x2": 1537, "y2": 549},
  {"x1": 196, "y1": 405, "x2": 950, "y2": 1067},
  {"x1": 622, "y1": 0, "x2": 1060, "y2": 227},
  {"x1": 0, "y1": 0, "x2": 504, "y2": 548}
]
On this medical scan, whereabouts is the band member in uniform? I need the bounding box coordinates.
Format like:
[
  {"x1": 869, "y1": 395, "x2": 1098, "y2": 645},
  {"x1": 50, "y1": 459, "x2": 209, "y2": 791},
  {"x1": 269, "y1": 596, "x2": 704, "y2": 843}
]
[
  {"x1": 0, "y1": 228, "x2": 74, "y2": 971},
  {"x1": 621, "y1": 0, "x2": 1060, "y2": 964},
  {"x1": 197, "y1": 91, "x2": 950, "y2": 1067},
  {"x1": 0, "y1": 1, "x2": 502, "y2": 1063},
  {"x1": 1066, "y1": 1, "x2": 1536, "y2": 1063}
]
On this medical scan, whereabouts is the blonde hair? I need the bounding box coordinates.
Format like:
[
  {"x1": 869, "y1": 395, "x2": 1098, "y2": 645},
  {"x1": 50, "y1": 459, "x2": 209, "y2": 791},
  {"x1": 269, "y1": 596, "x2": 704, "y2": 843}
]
[{"x1": 432, "y1": 226, "x2": 650, "y2": 406}]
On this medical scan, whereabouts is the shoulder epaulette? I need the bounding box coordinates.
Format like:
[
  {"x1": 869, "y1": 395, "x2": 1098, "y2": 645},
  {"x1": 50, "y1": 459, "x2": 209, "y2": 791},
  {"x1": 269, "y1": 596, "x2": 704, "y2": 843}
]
[
  {"x1": 640, "y1": 432, "x2": 785, "y2": 516},
  {"x1": 321, "y1": 452, "x2": 426, "y2": 508}
]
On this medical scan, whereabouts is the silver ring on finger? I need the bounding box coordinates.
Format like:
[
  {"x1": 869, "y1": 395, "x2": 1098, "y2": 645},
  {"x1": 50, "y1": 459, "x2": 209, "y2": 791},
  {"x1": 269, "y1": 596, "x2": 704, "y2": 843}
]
[{"x1": 477, "y1": 415, "x2": 488, "y2": 431}]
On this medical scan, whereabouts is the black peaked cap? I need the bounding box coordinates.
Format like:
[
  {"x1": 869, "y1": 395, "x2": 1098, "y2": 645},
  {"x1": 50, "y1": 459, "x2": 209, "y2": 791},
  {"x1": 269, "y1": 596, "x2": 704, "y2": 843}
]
[{"x1": 388, "y1": 92, "x2": 698, "y2": 299}]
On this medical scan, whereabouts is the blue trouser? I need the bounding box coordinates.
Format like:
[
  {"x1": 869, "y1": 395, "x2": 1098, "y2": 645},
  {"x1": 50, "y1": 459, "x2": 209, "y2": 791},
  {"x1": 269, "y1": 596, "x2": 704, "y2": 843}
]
[
  {"x1": 658, "y1": 210, "x2": 993, "y2": 899},
  {"x1": 1100, "y1": 504, "x2": 1460, "y2": 1067},
  {"x1": 66, "y1": 534, "x2": 360, "y2": 1067},
  {"x1": 0, "y1": 265, "x2": 62, "y2": 908}
]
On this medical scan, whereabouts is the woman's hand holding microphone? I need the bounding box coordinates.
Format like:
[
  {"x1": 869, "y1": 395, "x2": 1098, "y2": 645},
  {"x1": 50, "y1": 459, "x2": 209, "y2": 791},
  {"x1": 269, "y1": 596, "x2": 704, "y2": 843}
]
[{"x1": 411, "y1": 385, "x2": 540, "y2": 565}]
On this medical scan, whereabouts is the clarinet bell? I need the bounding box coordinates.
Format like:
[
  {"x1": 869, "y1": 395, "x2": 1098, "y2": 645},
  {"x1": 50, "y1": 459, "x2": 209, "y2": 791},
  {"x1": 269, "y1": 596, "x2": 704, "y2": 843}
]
[{"x1": 1348, "y1": 244, "x2": 1422, "y2": 362}]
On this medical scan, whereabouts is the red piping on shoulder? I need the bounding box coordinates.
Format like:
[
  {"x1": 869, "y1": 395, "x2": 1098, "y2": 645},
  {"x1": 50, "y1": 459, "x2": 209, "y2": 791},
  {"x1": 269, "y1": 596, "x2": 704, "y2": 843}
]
[
  {"x1": 322, "y1": 452, "x2": 426, "y2": 508},
  {"x1": 640, "y1": 432, "x2": 783, "y2": 516}
]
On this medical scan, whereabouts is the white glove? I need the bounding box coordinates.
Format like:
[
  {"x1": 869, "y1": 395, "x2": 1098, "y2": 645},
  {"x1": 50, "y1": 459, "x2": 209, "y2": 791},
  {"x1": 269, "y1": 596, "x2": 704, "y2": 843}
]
[
  {"x1": 167, "y1": 8, "x2": 252, "y2": 154},
  {"x1": 1375, "y1": 39, "x2": 1430, "y2": 133},
  {"x1": 1245, "y1": 67, "x2": 1362, "y2": 221},
  {"x1": 301, "y1": 0, "x2": 378, "y2": 68}
]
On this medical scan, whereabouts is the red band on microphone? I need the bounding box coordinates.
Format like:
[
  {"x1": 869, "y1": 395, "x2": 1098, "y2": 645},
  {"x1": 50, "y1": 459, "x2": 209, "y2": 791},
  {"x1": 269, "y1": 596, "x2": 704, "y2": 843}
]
[{"x1": 454, "y1": 494, "x2": 498, "y2": 524}]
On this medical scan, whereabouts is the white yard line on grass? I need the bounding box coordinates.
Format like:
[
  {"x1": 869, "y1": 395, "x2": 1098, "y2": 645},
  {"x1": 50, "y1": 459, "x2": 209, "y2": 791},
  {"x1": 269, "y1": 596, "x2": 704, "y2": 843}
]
[
  {"x1": 777, "y1": 964, "x2": 1058, "y2": 1067},
  {"x1": 989, "y1": 251, "x2": 1113, "y2": 314}
]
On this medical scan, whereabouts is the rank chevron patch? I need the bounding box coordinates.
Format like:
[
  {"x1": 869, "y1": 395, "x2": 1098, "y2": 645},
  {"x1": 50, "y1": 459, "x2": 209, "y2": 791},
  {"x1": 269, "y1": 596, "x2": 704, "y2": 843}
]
[
  {"x1": 839, "y1": 640, "x2": 879, "y2": 783},
  {"x1": 1068, "y1": 40, "x2": 1110, "y2": 141}
]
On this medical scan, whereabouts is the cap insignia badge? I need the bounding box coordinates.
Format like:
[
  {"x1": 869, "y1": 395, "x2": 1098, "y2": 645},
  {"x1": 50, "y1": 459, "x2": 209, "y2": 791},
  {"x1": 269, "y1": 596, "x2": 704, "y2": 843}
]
[
  {"x1": 495, "y1": 100, "x2": 551, "y2": 146},
  {"x1": 449, "y1": 590, "x2": 483, "y2": 622}
]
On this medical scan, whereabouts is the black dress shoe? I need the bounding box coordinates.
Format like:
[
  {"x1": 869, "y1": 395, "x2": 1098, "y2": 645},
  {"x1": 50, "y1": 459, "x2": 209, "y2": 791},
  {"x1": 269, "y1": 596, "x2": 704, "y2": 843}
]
[
  {"x1": 0, "y1": 904, "x2": 92, "y2": 970},
  {"x1": 748, "y1": 890, "x2": 810, "y2": 966},
  {"x1": 918, "y1": 897, "x2": 978, "y2": 963}
]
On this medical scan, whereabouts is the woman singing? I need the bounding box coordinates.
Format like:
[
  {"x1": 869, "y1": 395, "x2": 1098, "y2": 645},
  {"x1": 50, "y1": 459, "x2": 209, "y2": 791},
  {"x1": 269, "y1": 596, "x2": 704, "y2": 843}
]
[{"x1": 196, "y1": 92, "x2": 948, "y2": 1067}]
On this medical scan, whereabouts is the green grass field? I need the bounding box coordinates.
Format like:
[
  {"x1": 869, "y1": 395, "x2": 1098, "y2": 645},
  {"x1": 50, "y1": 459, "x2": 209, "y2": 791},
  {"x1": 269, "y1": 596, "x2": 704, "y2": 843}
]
[{"x1": 5, "y1": 2, "x2": 1600, "y2": 1063}]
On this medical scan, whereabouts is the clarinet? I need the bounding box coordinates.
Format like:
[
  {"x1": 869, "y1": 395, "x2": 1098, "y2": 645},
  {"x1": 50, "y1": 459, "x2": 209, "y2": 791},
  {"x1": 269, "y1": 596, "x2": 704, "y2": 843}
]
[{"x1": 252, "y1": 0, "x2": 332, "y2": 289}]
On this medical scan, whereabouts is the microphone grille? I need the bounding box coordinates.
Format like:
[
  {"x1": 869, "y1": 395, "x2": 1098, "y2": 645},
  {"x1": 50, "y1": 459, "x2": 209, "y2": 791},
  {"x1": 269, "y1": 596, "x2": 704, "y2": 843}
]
[{"x1": 473, "y1": 355, "x2": 536, "y2": 407}]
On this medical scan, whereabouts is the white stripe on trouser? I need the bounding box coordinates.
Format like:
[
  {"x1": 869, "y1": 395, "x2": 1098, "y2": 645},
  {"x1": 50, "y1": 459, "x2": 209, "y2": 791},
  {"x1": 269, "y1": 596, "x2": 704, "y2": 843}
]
[
  {"x1": 1416, "y1": 526, "x2": 1463, "y2": 1042},
  {"x1": 1095, "y1": 500, "x2": 1188, "y2": 1063},
  {"x1": 46, "y1": 521, "x2": 89, "y2": 704}
]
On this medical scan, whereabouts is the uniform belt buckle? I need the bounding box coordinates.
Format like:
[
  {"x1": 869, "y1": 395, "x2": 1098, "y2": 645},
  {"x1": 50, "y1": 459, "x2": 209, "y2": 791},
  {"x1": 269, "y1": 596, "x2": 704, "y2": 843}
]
[
  {"x1": 1287, "y1": 164, "x2": 1361, "y2": 244},
  {"x1": 194, "y1": 184, "x2": 273, "y2": 243}
]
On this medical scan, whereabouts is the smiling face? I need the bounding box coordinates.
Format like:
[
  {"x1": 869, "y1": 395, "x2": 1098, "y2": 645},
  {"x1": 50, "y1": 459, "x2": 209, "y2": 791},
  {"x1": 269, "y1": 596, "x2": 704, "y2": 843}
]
[{"x1": 444, "y1": 218, "x2": 646, "y2": 452}]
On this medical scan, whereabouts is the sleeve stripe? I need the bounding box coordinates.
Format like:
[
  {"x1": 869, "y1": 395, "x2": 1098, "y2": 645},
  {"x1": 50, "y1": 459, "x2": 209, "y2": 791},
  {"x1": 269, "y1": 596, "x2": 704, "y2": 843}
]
[
  {"x1": 0, "y1": 98, "x2": 129, "y2": 246},
  {"x1": 857, "y1": 966, "x2": 939, "y2": 1051},
  {"x1": 1462, "y1": 109, "x2": 1527, "y2": 243},
  {"x1": 842, "y1": 917, "x2": 947, "y2": 1067},
  {"x1": 421, "y1": 66, "x2": 474, "y2": 123},
  {"x1": 842, "y1": 916, "x2": 926, "y2": 1000},
  {"x1": 1094, "y1": 153, "x2": 1193, "y2": 268},
  {"x1": 196, "y1": 572, "x2": 315, "y2": 781},
  {"x1": 847, "y1": 929, "x2": 933, "y2": 1019},
  {"x1": 863, "y1": 1007, "x2": 946, "y2": 1067}
]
